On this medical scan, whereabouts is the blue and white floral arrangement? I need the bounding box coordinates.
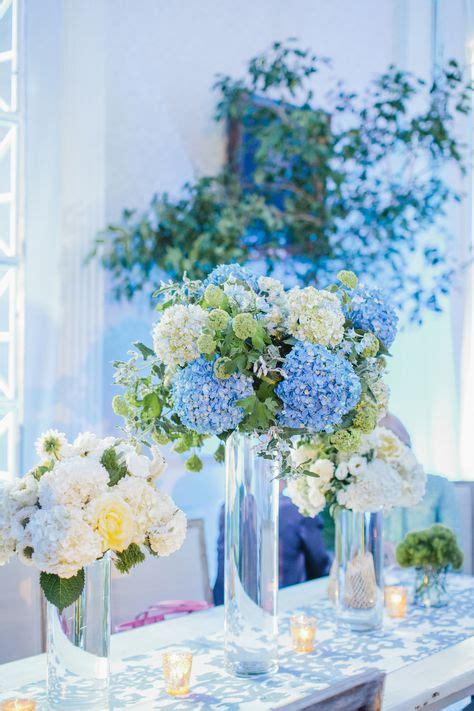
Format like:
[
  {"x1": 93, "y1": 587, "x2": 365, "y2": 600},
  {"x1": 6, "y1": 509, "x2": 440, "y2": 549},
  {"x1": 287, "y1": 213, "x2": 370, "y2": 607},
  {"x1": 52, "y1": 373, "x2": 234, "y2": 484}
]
[{"x1": 114, "y1": 265, "x2": 398, "y2": 475}]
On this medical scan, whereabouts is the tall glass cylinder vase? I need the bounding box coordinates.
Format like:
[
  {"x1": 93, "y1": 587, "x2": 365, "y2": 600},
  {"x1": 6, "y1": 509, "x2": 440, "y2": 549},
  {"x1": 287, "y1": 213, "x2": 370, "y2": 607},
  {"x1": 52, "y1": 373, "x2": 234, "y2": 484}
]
[
  {"x1": 335, "y1": 509, "x2": 383, "y2": 631},
  {"x1": 224, "y1": 432, "x2": 279, "y2": 677},
  {"x1": 47, "y1": 554, "x2": 111, "y2": 710}
]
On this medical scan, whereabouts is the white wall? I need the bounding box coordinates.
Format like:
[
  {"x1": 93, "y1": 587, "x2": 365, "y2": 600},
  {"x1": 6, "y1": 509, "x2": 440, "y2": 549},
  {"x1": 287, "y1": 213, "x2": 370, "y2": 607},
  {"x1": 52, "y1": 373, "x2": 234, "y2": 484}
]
[{"x1": 23, "y1": 0, "x2": 471, "y2": 584}]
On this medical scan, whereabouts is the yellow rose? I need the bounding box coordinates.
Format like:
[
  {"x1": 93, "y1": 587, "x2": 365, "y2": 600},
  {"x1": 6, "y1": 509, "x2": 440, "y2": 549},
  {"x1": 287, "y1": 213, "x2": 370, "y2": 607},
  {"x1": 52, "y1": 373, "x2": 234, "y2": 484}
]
[
  {"x1": 375, "y1": 428, "x2": 404, "y2": 463},
  {"x1": 88, "y1": 493, "x2": 136, "y2": 552}
]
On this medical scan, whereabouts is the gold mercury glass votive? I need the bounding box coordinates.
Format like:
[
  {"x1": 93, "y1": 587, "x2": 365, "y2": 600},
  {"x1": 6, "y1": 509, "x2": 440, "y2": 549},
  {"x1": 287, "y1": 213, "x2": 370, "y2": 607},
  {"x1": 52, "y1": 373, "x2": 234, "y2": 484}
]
[
  {"x1": 290, "y1": 614, "x2": 317, "y2": 653},
  {"x1": 384, "y1": 585, "x2": 408, "y2": 619},
  {"x1": 1, "y1": 701, "x2": 37, "y2": 711},
  {"x1": 162, "y1": 650, "x2": 193, "y2": 696}
]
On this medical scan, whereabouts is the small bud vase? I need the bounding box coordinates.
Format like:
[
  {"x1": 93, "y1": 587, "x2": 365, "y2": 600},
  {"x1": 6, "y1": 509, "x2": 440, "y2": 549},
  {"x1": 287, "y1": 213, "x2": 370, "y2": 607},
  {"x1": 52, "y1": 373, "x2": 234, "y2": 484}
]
[
  {"x1": 335, "y1": 509, "x2": 383, "y2": 631},
  {"x1": 46, "y1": 554, "x2": 111, "y2": 710},
  {"x1": 224, "y1": 432, "x2": 279, "y2": 677},
  {"x1": 414, "y1": 566, "x2": 448, "y2": 607}
]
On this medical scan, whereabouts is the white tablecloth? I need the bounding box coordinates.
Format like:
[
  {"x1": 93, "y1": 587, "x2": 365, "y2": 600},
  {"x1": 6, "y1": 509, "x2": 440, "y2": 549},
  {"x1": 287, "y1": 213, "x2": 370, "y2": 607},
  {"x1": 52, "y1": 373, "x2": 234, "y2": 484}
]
[{"x1": 1, "y1": 575, "x2": 473, "y2": 709}]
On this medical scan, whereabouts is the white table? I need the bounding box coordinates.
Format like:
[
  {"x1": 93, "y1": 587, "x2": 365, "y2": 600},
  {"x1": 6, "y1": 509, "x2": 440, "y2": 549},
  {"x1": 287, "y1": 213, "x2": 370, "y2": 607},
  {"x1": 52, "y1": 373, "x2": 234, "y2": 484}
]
[{"x1": 1, "y1": 575, "x2": 473, "y2": 710}]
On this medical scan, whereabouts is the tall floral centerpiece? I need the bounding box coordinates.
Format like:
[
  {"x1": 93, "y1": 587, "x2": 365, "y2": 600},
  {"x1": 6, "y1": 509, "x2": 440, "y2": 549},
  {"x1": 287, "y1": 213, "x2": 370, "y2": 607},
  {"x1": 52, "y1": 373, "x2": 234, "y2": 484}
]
[
  {"x1": 114, "y1": 263, "x2": 396, "y2": 674},
  {"x1": 0, "y1": 430, "x2": 186, "y2": 710},
  {"x1": 287, "y1": 426, "x2": 426, "y2": 629}
]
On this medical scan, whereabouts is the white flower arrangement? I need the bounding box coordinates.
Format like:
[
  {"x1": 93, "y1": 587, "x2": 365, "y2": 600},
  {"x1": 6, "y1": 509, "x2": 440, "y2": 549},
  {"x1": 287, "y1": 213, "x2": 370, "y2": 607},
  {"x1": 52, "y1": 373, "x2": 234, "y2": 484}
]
[
  {"x1": 0, "y1": 430, "x2": 185, "y2": 609},
  {"x1": 286, "y1": 426, "x2": 426, "y2": 516}
]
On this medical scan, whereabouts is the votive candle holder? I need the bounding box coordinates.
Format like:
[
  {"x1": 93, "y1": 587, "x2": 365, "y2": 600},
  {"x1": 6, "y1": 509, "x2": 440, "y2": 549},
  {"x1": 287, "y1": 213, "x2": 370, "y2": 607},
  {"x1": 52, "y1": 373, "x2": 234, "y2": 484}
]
[
  {"x1": 290, "y1": 614, "x2": 317, "y2": 653},
  {"x1": 162, "y1": 650, "x2": 193, "y2": 696},
  {"x1": 1, "y1": 701, "x2": 37, "y2": 711},
  {"x1": 384, "y1": 585, "x2": 408, "y2": 619}
]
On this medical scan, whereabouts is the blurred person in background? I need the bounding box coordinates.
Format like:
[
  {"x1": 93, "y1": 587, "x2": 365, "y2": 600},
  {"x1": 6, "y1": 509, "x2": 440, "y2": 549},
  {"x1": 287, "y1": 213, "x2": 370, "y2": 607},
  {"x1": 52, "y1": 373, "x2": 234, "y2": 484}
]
[
  {"x1": 213, "y1": 480, "x2": 331, "y2": 605},
  {"x1": 381, "y1": 413, "x2": 460, "y2": 548}
]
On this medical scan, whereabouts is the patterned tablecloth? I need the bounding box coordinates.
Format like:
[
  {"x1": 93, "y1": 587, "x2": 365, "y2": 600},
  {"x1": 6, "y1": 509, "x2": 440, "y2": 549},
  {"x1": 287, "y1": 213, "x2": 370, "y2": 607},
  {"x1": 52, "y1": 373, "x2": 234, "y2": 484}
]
[{"x1": 1, "y1": 575, "x2": 474, "y2": 710}]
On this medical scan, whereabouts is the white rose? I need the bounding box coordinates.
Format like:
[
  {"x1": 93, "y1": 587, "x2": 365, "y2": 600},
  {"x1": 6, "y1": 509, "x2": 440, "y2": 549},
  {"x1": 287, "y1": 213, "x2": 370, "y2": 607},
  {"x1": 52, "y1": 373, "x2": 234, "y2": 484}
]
[
  {"x1": 308, "y1": 458, "x2": 334, "y2": 483},
  {"x1": 125, "y1": 451, "x2": 150, "y2": 479},
  {"x1": 149, "y1": 446, "x2": 167, "y2": 480},
  {"x1": 348, "y1": 455, "x2": 366, "y2": 476},
  {"x1": 335, "y1": 462, "x2": 349, "y2": 480}
]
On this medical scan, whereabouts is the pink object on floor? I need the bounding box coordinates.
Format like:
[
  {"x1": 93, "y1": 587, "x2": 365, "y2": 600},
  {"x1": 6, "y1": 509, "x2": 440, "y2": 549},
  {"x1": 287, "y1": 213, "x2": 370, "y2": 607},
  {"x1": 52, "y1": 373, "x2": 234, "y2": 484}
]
[{"x1": 114, "y1": 599, "x2": 213, "y2": 633}]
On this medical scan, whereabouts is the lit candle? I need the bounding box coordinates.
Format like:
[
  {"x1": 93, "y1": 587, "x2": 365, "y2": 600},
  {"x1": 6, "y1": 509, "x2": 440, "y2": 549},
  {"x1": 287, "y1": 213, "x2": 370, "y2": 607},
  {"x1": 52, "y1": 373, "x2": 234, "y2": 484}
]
[
  {"x1": 290, "y1": 614, "x2": 317, "y2": 653},
  {"x1": 1, "y1": 701, "x2": 37, "y2": 711},
  {"x1": 384, "y1": 585, "x2": 408, "y2": 618},
  {"x1": 162, "y1": 650, "x2": 193, "y2": 696}
]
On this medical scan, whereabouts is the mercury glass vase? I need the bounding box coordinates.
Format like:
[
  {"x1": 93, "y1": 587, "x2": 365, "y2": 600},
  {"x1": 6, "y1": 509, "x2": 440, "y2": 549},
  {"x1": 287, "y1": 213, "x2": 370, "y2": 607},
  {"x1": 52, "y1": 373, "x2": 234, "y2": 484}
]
[
  {"x1": 47, "y1": 554, "x2": 111, "y2": 710},
  {"x1": 224, "y1": 432, "x2": 279, "y2": 677},
  {"x1": 335, "y1": 509, "x2": 383, "y2": 631},
  {"x1": 414, "y1": 566, "x2": 448, "y2": 608}
]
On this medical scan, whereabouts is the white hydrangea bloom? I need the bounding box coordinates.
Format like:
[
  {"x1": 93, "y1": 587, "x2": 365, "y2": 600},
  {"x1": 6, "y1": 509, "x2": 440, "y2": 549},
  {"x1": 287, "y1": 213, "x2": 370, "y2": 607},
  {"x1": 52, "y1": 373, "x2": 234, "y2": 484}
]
[
  {"x1": 148, "y1": 508, "x2": 187, "y2": 557},
  {"x1": 38, "y1": 457, "x2": 109, "y2": 508},
  {"x1": 287, "y1": 287, "x2": 344, "y2": 346},
  {"x1": 72, "y1": 432, "x2": 116, "y2": 460},
  {"x1": 337, "y1": 459, "x2": 402, "y2": 512},
  {"x1": 9, "y1": 474, "x2": 38, "y2": 509},
  {"x1": 285, "y1": 476, "x2": 326, "y2": 517},
  {"x1": 26, "y1": 506, "x2": 102, "y2": 578},
  {"x1": 0, "y1": 478, "x2": 16, "y2": 565},
  {"x1": 371, "y1": 378, "x2": 390, "y2": 417},
  {"x1": 152, "y1": 304, "x2": 208, "y2": 368}
]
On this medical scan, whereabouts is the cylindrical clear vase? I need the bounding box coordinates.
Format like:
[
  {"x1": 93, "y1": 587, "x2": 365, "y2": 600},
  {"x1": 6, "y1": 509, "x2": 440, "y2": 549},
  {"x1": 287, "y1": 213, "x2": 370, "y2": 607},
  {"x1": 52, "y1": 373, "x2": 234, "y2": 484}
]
[
  {"x1": 414, "y1": 566, "x2": 448, "y2": 608},
  {"x1": 335, "y1": 509, "x2": 383, "y2": 631},
  {"x1": 47, "y1": 554, "x2": 111, "y2": 710},
  {"x1": 224, "y1": 432, "x2": 279, "y2": 677}
]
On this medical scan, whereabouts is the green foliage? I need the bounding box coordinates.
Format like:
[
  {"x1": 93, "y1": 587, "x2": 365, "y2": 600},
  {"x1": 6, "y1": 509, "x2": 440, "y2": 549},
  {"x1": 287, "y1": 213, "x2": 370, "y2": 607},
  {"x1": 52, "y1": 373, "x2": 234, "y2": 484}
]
[
  {"x1": 396, "y1": 524, "x2": 464, "y2": 571},
  {"x1": 91, "y1": 41, "x2": 471, "y2": 322},
  {"x1": 101, "y1": 447, "x2": 128, "y2": 486},
  {"x1": 185, "y1": 453, "x2": 203, "y2": 473},
  {"x1": 114, "y1": 543, "x2": 146, "y2": 574},
  {"x1": 40, "y1": 569, "x2": 85, "y2": 611}
]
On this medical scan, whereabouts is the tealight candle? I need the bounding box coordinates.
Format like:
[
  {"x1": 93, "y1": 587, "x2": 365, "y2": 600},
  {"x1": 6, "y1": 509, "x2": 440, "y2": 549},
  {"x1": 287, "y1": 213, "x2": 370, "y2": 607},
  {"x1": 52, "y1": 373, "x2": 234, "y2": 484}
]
[
  {"x1": 1, "y1": 701, "x2": 37, "y2": 711},
  {"x1": 290, "y1": 614, "x2": 317, "y2": 653},
  {"x1": 384, "y1": 585, "x2": 408, "y2": 618},
  {"x1": 162, "y1": 650, "x2": 193, "y2": 696}
]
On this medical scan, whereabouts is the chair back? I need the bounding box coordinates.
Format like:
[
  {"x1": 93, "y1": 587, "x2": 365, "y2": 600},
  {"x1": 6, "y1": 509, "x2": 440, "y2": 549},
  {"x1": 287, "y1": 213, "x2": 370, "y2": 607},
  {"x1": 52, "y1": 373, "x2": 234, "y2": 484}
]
[
  {"x1": 0, "y1": 557, "x2": 43, "y2": 662},
  {"x1": 273, "y1": 669, "x2": 385, "y2": 711},
  {"x1": 454, "y1": 481, "x2": 474, "y2": 574},
  {"x1": 111, "y1": 518, "x2": 212, "y2": 631}
]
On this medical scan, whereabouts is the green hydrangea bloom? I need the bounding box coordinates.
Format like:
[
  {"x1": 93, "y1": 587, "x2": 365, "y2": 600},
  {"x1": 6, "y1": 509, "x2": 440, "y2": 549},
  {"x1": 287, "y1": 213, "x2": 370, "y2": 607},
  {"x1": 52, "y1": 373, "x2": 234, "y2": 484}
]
[
  {"x1": 353, "y1": 401, "x2": 378, "y2": 433},
  {"x1": 361, "y1": 333, "x2": 379, "y2": 358},
  {"x1": 204, "y1": 284, "x2": 226, "y2": 308},
  {"x1": 197, "y1": 333, "x2": 217, "y2": 355},
  {"x1": 208, "y1": 308, "x2": 229, "y2": 331},
  {"x1": 396, "y1": 524, "x2": 463, "y2": 570},
  {"x1": 232, "y1": 313, "x2": 258, "y2": 339},
  {"x1": 213, "y1": 356, "x2": 232, "y2": 379},
  {"x1": 337, "y1": 270, "x2": 358, "y2": 289},
  {"x1": 330, "y1": 428, "x2": 362, "y2": 453}
]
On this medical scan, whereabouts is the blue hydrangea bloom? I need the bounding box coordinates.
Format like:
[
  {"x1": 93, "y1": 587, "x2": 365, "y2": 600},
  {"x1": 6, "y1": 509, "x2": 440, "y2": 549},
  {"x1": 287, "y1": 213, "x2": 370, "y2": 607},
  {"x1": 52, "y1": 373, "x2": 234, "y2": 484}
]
[
  {"x1": 172, "y1": 357, "x2": 254, "y2": 435},
  {"x1": 201, "y1": 263, "x2": 257, "y2": 290},
  {"x1": 347, "y1": 287, "x2": 398, "y2": 348},
  {"x1": 276, "y1": 342, "x2": 361, "y2": 432}
]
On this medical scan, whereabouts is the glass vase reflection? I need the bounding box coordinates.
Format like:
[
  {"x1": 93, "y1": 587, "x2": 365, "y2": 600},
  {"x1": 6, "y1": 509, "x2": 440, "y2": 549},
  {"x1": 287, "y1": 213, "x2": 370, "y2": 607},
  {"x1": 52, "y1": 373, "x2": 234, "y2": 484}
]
[
  {"x1": 224, "y1": 432, "x2": 279, "y2": 677},
  {"x1": 414, "y1": 566, "x2": 448, "y2": 608},
  {"x1": 47, "y1": 554, "x2": 111, "y2": 710},
  {"x1": 335, "y1": 509, "x2": 383, "y2": 631}
]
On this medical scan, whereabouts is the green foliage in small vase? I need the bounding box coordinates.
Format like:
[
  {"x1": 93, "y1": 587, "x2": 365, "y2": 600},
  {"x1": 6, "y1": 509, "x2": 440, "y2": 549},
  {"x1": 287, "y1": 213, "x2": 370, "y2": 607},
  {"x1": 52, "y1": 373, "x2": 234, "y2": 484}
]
[
  {"x1": 91, "y1": 40, "x2": 471, "y2": 322},
  {"x1": 396, "y1": 524, "x2": 464, "y2": 571}
]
